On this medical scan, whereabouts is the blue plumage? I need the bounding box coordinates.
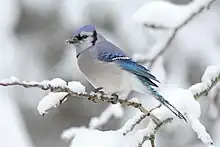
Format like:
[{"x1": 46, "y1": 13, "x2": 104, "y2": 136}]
[
  {"x1": 115, "y1": 59, "x2": 160, "y2": 85},
  {"x1": 97, "y1": 52, "x2": 127, "y2": 62},
  {"x1": 97, "y1": 52, "x2": 160, "y2": 86},
  {"x1": 74, "y1": 24, "x2": 96, "y2": 36}
]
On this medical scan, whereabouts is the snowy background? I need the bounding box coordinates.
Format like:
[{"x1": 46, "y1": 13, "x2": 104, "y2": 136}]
[{"x1": 0, "y1": 0, "x2": 220, "y2": 147}]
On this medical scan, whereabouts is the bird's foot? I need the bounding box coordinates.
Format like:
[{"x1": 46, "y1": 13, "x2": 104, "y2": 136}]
[{"x1": 110, "y1": 92, "x2": 119, "y2": 104}]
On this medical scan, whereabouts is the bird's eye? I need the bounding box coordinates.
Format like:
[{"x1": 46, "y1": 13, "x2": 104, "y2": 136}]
[{"x1": 82, "y1": 35, "x2": 88, "y2": 39}]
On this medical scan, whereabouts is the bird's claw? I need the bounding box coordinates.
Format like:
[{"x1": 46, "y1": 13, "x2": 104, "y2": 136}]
[{"x1": 110, "y1": 92, "x2": 119, "y2": 104}]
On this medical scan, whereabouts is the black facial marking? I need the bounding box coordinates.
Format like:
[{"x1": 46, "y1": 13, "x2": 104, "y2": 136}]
[
  {"x1": 74, "y1": 30, "x2": 97, "y2": 45},
  {"x1": 75, "y1": 34, "x2": 88, "y2": 40},
  {"x1": 82, "y1": 35, "x2": 88, "y2": 39},
  {"x1": 76, "y1": 35, "x2": 82, "y2": 40},
  {"x1": 92, "y1": 30, "x2": 97, "y2": 45}
]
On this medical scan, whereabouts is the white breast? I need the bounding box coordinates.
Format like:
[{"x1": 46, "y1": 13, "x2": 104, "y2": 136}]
[{"x1": 77, "y1": 51, "x2": 132, "y2": 94}]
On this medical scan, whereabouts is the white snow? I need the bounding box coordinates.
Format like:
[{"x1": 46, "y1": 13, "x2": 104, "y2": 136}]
[
  {"x1": 89, "y1": 103, "x2": 124, "y2": 129},
  {"x1": 0, "y1": 77, "x2": 87, "y2": 116},
  {"x1": 132, "y1": 1, "x2": 185, "y2": 28},
  {"x1": 152, "y1": 88, "x2": 200, "y2": 121},
  {"x1": 189, "y1": 82, "x2": 206, "y2": 96},
  {"x1": 188, "y1": 116, "x2": 214, "y2": 147},
  {"x1": 67, "y1": 81, "x2": 85, "y2": 93},
  {"x1": 132, "y1": 0, "x2": 214, "y2": 29},
  {"x1": 39, "y1": 80, "x2": 50, "y2": 87},
  {"x1": 37, "y1": 92, "x2": 68, "y2": 115},
  {"x1": 69, "y1": 129, "x2": 135, "y2": 147},
  {"x1": 0, "y1": 77, "x2": 86, "y2": 94},
  {"x1": 189, "y1": 65, "x2": 220, "y2": 96},
  {"x1": 10, "y1": 76, "x2": 19, "y2": 82},
  {"x1": 129, "y1": 97, "x2": 140, "y2": 103},
  {"x1": 155, "y1": 88, "x2": 214, "y2": 146},
  {"x1": 117, "y1": 111, "x2": 146, "y2": 135},
  {"x1": 202, "y1": 65, "x2": 220, "y2": 82},
  {"x1": 50, "y1": 78, "x2": 67, "y2": 88},
  {"x1": 135, "y1": 120, "x2": 157, "y2": 144},
  {"x1": 61, "y1": 126, "x2": 87, "y2": 142},
  {"x1": 142, "y1": 140, "x2": 151, "y2": 147}
]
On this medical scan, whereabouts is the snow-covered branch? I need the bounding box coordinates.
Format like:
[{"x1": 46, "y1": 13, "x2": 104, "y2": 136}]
[
  {"x1": 0, "y1": 77, "x2": 161, "y2": 125},
  {"x1": 190, "y1": 65, "x2": 220, "y2": 99},
  {"x1": 89, "y1": 103, "x2": 124, "y2": 129},
  {"x1": 1, "y1": 64, "x2": 220, "y2": 147},
  {"x1": 117, "y1": 111, "x2": 147, "y2": 136},
  {"x1": 117, "y1": 104, "x2": 162, "y2": 136},
  {"x1": 137, "y1": 118, "x2": 173, "y2": 147},
  {"x1": 133, "y1": 0, "x2": 217, "y2": 67}
]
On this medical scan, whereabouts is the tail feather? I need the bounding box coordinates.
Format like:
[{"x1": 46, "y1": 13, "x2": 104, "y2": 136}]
[
  {"x1": 137, "y1": 75, "x2": 187, "y2": 122},
  {"x1": 148, "y1": 86, "x2": 187, "y2": 122}
]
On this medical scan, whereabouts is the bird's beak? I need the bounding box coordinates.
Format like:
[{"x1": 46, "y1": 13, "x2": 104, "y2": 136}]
[{"x1": 65, "y1": 36, "x2": 79, "y2": 44}]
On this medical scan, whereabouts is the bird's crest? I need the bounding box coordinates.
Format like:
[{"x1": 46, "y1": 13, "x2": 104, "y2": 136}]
[{"x1": 75, "y1": 24, "x2": 96, "y2": 36}]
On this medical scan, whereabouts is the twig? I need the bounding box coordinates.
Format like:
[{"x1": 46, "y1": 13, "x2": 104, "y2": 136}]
[
  {"x1": 195, "y1": 77, "x2": 220, "y2": 100},
  {"x1": 81, "y1": 93, "x2": 161, "y2": 125},
  {"x1": 143, "y1": 23, "x2": 170, "y2": 30},
  {"x1": 135, "y1": 0, "x2": 217, "y2": 68},
  {"x1": 118, "y1": 112, "x2": 147, "y2": 136},
  {"x1": 138, "y1": 118, "x2": 173, "y2": 147},
  {"x1": 89, "y1": 103, "x2": 124, "y2": 129},
  {"x1": 149, "y1": 104, "x2": 162, "y2": 112},
  {"x1": 118, "y1": 104, "x2": 163, "y2": 136},
  {"x1": 190, "y1": 66, "x2": 220, "y2": 99}
]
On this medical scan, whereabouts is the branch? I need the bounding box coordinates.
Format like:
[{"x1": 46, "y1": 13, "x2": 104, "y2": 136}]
[
  {"x1": 134, "y1": 0, "x2": 217, "y2": 68},
  {"x1": 0, "y1": 77, "x2": 161, "y2": 125},
  {"x1": 143, "y1": 23, "x2": 170, "y2": 30},
  {"x1": 89, "y1": 103, "x2": 124, "y2": 129},
  {"x1": 1, "y1": 64, "x2": 220, "y2": 147},
  {"x1": 138, "y1": 118, "x2": 173, "y2": 147},
  {"x1": 118, "y1": 104, "x2": 162, "y2": 136},
  {"x1": 189, "y1": 65, "x2": 220, "y2": 99},
  {"x1": 117, "y1": 111, "x2": 147, "y2": 136}
]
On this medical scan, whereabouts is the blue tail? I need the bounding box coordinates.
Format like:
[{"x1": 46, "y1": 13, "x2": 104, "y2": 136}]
[
  {"x1": 111, "y1": 57, "x2": 187, "y2": 122},
  {"x1": 138, "y1": 76, "x2": 187, "y2": 122}
]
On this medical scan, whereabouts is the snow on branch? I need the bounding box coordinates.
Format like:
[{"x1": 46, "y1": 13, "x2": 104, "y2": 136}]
[
  {"x1": 117, "y1": 111, "x2": 147, "y2": 136},
  {"x1": 117, "y1": 103, "x2": 162, "y2": 136},
  {"x1": 133, "y1": 0, "x2": 217, "y2": 67},
  {"x1": 37, "y1": 92, "x2": 69, "y2": 115},
  {"x1": 67, "y1": 129, "x2": 137, "y2": 147},
  {"x1": 0, "y1": 77, "x2": 161, "y2": 125},
  {"x1": 89, "y1": 103, "x2": 124, "y2": 129},
  {"x1": 188, "y1": 116, "x2": 214, "y2": 146},
  {"x1": 190, "y1": 65, "x2": 220, "y2": 99},
  {"x1": 1, "y1": 64, "x2": 220, "y2": 147},
  {"x1": 118, "y1": 64, "x2": 220, "y2": 146},
  {"x1": 136, "y1": 118, "x2": 173, "y2": 147},
  {"x1": 61, "y1": 126, "x2": 88, "y2": 142}
]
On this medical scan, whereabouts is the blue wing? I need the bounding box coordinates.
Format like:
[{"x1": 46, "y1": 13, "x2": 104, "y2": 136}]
[
  {"x1": 96, "y1": 49, "x2": 187, "y2": 121},
  {"x1": 97, "y1": 52, "x2": 160, "y2": 87}
]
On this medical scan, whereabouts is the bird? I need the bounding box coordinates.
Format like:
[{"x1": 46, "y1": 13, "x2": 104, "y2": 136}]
[{"x1": 66, "y1": 24, "x2": 187, "y2": 122}]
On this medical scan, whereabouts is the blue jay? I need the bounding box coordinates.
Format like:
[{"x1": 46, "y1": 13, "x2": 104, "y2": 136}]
[{"x1": 66, "y1": 24, "x2": 186, "y2": 122}]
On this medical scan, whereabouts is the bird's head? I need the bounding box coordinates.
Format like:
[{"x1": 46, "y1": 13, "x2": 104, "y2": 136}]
[{"x1": 66, "y1": 24, "x2": 98, "y2": 50}]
